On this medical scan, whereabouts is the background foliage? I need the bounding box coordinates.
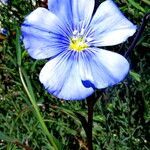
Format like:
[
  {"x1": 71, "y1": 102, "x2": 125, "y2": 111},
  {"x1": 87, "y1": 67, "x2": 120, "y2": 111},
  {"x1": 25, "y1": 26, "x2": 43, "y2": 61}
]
[{"x1": 0, "y1": 0, "x2": 150, "y2": 149}]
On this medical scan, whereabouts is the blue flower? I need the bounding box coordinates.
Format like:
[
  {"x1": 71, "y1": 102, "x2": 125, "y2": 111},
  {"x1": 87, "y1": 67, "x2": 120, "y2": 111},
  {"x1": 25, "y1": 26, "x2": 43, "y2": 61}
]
[
  {"x1": 0, "y1": 0, "x2": 9, "y2": 4},
  {"x1": 21, "y1": 0, "x2": 136, "y2": 100}
]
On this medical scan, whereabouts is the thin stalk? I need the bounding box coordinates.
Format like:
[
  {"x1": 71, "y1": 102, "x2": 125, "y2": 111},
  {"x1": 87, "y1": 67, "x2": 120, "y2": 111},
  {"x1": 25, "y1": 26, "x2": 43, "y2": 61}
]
[
  {"x1": 76, "y1": 94, "x2": 99, "y2": 150},
  {"x1": 86, "y1": 95, "x2": 99, "y2": 149},
  {"x1": 125, "y1": 12, "x2": 150, "y2": 57},
  {"x1": 87, "y1": 98, "x2": 94, "y2": 150},
  {"x1": 19, "y1": 67, "x2": 58, "y2": 150}
]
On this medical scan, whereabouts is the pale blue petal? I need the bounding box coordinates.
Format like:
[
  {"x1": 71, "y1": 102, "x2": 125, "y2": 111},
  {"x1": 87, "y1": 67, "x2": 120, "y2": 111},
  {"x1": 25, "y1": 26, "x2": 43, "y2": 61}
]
[
  {"x1": 21, "y1": 8, "x2": 70, "y2": 59},
  {"x1": 71, "y1": 0, "x2": 94, "y2": 29},
  {"x1": 79, "y1": 48, "x2": 129, "y2": 89},
  {"x1": 87, "y1": 0, "x2": 136, "y2": 46},
  {"x1": 39, "y1": 51, "x2": 94, "y2": 100},
  {"x1": 48, "y1": 0, "x2": 73, "y2": 28},
  {"x1": 22, "y1": 25, "x2": 69, "y2": 59},
  {"x1": 22, "y1": 8, "x2": 71, "y2": 36},
  {"x1": 48, "y1": 0, "x2": 95, "y2": 30}
]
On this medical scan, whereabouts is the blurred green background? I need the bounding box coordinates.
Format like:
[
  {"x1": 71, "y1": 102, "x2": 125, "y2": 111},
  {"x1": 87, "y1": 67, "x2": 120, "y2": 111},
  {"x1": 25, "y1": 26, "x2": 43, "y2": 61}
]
[{"x1": 0, "y1": 0, "x2": 150, "y2": 149}]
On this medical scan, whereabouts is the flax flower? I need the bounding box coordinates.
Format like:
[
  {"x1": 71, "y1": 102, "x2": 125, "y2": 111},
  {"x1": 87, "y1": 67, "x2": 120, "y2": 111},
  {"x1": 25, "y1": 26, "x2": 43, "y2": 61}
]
[{"x1": 21, "y1": 0, "x2": 136, "y2": 100}]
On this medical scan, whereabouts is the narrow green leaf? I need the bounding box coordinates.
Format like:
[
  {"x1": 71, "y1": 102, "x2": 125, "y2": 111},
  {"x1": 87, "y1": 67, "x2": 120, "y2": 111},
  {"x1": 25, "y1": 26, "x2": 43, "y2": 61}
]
[
  {"x1": 15, "y1": 27, "x2": 21, "y2": 66},
  {"x1": 19, "y1": 67, "x2": 59, "y2": 150},
  {"x1": 21, "y1": 67, "x2": 36, "y2": 101},
  {"x1": 129, "y1": 71, "x2": 141, "y2": 82},
  {"x1": 142, "y1": 0, "x2": 150, "y2": 5},
  {"x1": 128, "y1": 0, "x2": 146, "y2": 13}
]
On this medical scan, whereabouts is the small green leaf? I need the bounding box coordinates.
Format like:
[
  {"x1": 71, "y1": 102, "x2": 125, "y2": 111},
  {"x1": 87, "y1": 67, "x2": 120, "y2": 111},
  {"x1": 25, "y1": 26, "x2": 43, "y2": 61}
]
[
  {"x1": 128, "y1": 0, "x2": 146, "y2": 13},
  {"x1": 129, "y1": 71, "x2": 141, "y2": 82},
  {"x1": 94, "y1": 115, "x2": 106, "y2": 123}
]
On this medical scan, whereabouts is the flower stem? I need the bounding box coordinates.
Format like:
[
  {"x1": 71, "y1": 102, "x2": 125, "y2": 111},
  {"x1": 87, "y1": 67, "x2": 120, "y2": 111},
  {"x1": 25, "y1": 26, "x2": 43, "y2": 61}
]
[
  {"x1": 86, "y1": 94, "x2": 99, "y2": 150},
  {"x1": 125, "y1": 12, "x2": 150, "y2": 57},
  {"x1": 87, "y1": 98, "x2": 94, "y2": 150}
]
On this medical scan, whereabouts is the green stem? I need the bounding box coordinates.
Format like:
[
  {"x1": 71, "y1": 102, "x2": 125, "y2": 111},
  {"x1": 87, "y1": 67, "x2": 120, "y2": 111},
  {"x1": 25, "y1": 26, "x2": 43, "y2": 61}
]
[{"x1": 19, "y1": 67, "x2": 58, "y2": 150}]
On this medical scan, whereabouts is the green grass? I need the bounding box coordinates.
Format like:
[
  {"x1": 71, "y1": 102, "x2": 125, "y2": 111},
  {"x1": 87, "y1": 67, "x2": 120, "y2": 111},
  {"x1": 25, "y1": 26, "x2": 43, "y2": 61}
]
[{"x1": 0, "y1": 0, "x2": 150, "y2": 149}]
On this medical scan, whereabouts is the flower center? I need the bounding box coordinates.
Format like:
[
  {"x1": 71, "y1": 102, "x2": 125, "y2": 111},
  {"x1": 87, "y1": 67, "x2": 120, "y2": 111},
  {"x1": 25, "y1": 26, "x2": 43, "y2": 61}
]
[{"x1": 69, "y1": 37, "x2": 88, "y2": 52}]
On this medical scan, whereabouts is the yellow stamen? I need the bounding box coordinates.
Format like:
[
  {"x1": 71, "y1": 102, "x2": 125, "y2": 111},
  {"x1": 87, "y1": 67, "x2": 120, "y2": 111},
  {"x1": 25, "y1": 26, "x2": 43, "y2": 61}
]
[{"x1": 69, "y1": 37, "x2": 88, "y2": 52}]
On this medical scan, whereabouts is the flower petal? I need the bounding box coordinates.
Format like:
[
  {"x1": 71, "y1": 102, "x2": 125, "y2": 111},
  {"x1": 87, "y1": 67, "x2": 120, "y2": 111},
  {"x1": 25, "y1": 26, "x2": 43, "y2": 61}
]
[
  {"x1": 87, "y1": 0, "x2": 136, "y2": 46},
  {"x1": 48, "y1": 0, "x2": 95, "y2": 29},
  {"x1": 21, "y1": 8, "x2": 70, "y2": 59},
  {"x1": 79, "y1": 48, "x2": 129, "y2": 89},
  {"x1": 22, "y1": 25, "x2": 69, "y2": 59},
  {"x1": 48, "y1": 0, "x2": 73, "y2": 27},
  {"x1": 39, "y1": 51, "x2": 94, "y2": 100},
  {"x1": 72, "y1": 0, "x2": 94, "y2": 28}
]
